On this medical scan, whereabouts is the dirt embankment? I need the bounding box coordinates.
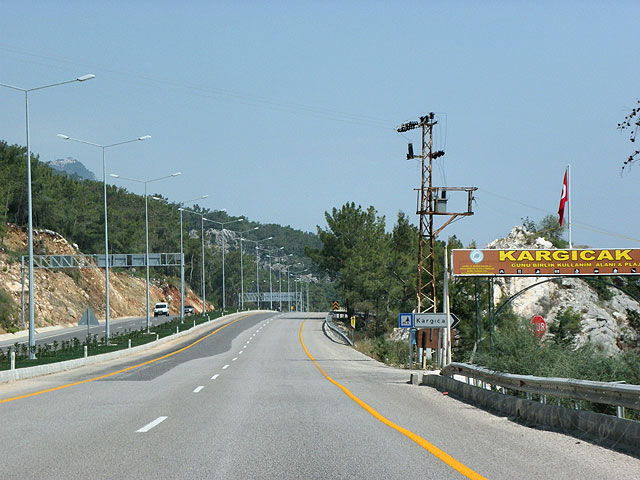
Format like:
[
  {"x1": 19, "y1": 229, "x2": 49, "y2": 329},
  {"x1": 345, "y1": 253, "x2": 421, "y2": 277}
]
[{"x1": 0, "y1": 224, "x2": 212, "y2": 333}]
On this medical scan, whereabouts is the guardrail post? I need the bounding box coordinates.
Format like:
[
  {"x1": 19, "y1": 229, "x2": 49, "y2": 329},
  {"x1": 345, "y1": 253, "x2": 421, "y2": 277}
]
[
  {"x1": 84, "y1": 346, "x2": 87, "y2": 358},
  {"x1": 156, "y1": 333, "x2": 159, "y2": 341},
  {"x1": 176, "y1": 326, "x2": 179, "y2": 334},
  {"x1": 540, "y1": 395, "x2": 547, "y2": 404},
  {"x1": 617, "y1": 406, "x2": 625, "y2": 418},
  {"x1": 128, "y1": 339, "x2": 131, "y2": 349},
  {"x1": 10, "y1": 350, "x2": 15, "y2": 370}
]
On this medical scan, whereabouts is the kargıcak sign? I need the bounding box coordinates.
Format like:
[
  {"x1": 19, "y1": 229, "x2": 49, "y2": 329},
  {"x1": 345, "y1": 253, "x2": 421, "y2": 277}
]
[
  {"x1": 452, "y1": 248, "x2": 640, "y2": 277},
  {"x1": 414, "y1": 313, "x2": 449, "y2": 328}
]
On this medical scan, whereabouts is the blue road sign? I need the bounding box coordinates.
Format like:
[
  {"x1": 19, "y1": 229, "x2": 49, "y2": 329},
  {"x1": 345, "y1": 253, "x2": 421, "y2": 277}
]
[{"x1": 398, "y1": 313, "x2": 413, "y2": 328}]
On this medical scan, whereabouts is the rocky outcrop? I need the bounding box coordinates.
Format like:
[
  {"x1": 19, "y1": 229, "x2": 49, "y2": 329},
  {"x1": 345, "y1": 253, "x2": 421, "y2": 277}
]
[
  {"x1": 488, "y1": 226, "x2": 640, "y2": 354},
  {"x1": 0, "y1": 224, "x2": 211, "y2": 333}
]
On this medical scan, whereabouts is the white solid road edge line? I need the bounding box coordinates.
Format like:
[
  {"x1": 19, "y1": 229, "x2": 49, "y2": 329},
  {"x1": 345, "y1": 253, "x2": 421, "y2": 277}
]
[{"x1": 137, "y1": 416, "x2": 168, "y2": 433}]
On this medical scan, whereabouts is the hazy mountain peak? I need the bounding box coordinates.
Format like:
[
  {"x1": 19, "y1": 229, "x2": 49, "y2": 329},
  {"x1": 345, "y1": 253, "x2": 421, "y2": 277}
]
[{"x1": 46, "y1": 157, "x2": 97, "y2": 181}]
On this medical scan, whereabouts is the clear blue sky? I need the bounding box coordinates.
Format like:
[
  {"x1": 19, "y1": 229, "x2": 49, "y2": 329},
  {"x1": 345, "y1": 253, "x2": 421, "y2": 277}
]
[{"x1": 1, "y1": 1, "x2": 639, "y2": 249}]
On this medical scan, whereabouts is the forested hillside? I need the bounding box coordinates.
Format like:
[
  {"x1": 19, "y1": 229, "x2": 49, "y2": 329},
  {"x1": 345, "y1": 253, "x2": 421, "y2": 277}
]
[{"x1": 0, "y1": 140, "x2": 330, "y2": 316}]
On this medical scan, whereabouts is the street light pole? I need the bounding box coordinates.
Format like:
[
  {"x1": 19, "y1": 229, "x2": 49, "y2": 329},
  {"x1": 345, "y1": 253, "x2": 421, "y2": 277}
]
[
  {"x1": 1, "y1": 73, "x2": 95, "y2": 358},
  {"x1": 265, "y1": 247, "x2": 284, "y2": 311},
  {"x1": 204, "y1": 218, "x2": 244, "y2": 313},
  {"x1": 57, "y1": 133, "x2": 150, "y2": 341},
  {"x1": 179, "y1": 207, "x2": 225, "y2": 317},
  {"x1": 201, "y1": 216, "x2": 205, "y2": 315},
  {"x1": 243, "y1": 237, "x2": 272, "y2": 309},
  {"x1": 171, "y1": 195, "x2": 208, "y2": 323},
  {"x1": 268, "y1": 254, "x2": 273, "y2": 310},
  {"x1": 235, "y1": 227, "x2": 259, "y2": 310},
  {"x1": 110, "y1": 171, "x2": 181, "y2": 332}
]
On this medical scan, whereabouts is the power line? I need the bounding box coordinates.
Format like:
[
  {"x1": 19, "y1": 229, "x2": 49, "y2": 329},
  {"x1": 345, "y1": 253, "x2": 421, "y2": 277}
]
[
  {"x1": 0, "y1": 44, "x2": 398, "y2": 130},
  {"x1": 476, "y1": 188, "x2": 640, "y2": 244}
]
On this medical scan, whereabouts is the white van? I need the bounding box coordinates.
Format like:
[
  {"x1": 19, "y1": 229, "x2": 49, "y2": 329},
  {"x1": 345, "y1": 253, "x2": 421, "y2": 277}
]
[{"x1": 153, "y1": 302, "x2": 170, "y2": 317}]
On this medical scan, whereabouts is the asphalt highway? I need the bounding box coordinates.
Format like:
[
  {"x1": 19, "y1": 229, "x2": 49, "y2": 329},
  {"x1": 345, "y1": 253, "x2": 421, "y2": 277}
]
[{"x1": 0, "y1": 312, "x2": 638, "y2": 479}]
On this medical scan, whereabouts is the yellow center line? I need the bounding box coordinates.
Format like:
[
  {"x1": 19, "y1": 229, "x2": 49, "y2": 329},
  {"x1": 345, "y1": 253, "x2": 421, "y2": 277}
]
[
  {"x1": 299, "y1": 319, "x2": 488, "y2": 480},
  {"x1": 1, "y1": 314, "x2": 250, "y2": 404}
]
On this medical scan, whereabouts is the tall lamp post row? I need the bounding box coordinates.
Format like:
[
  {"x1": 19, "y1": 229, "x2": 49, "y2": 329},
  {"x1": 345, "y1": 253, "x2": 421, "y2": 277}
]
[
  {"x1": 238, "y1": 227, "x2": 259, "y2": 310},
  {"x1": 203, "y1": 217, "x2": 244, "y2": 313},
  {"x1": 1, "y1": 67, "x2": 311, "y2": 349},
  {"x1": 0, "y1": 74, "x2": 95, "y2": 358},
  {"x1": 174, "y1": 196, "x2": 208, "y2": 323},
  {"x1": 110, "y1": 172, "x2": 181, "y2": 332},
  {"x1": 58, "y1": 134, "x2": 151, "y2": 341}
]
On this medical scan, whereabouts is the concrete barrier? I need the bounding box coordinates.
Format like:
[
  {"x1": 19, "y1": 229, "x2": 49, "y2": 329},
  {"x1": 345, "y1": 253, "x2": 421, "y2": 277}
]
[{"x1": 421, "y1": 373, "x2": 640, "y2": 457}]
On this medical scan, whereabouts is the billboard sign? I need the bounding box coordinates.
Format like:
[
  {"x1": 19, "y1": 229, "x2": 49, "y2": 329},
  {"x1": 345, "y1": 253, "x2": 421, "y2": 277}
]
[{"x1": 452, "y1": 248, "x2": 640, "y2": 277}]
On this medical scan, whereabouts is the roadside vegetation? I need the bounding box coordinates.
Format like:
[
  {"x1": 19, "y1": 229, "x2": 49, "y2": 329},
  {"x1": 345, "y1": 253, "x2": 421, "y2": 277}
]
[
  {"x1": 0, "y1": 139, "x2": 335, "y2": 329},
  {"x1": 0, "y1": 312, "x2": 225, "y2": 371},
  {"x1": 309, "y1": 205, "x2": 640, "y2": 392}
]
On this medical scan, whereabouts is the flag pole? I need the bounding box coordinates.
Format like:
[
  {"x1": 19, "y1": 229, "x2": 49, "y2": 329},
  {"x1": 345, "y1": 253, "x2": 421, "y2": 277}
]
[{"x1": 567, "y1": 164, "x2": 572, "y2": 248}]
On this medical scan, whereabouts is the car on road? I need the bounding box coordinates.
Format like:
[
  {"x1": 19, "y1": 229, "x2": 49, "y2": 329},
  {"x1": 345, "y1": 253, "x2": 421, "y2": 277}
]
[
  {"x1": 153, "y1": 302, "x2": 170, "y2": 317},
  {"x1": 183, "y1": 305, "x2": 195, "y2": 316}
]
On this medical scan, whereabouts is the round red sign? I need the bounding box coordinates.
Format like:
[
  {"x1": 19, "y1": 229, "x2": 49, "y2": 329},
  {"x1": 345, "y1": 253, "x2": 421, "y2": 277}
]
[{"x1": 530, "y1": 315, "x2": 546, "y2": 338}]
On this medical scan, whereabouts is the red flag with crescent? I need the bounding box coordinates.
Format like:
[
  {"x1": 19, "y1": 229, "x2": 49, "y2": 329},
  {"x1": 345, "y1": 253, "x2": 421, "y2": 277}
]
[{"x1": 558, "y1": 170, "x2": 568, "y2": 226}]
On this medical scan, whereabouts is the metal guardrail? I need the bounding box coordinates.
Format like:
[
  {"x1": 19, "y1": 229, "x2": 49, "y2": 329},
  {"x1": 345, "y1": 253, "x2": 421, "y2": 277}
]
[
  {"x1": 442, "y1": 362, "x2": 640, "y2": 415},
  {"x1": 324, "y1": 312, "x2": 353, "y2": 346}
]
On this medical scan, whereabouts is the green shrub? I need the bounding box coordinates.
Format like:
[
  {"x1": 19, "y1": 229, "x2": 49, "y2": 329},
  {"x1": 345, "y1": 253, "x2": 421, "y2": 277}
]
[
  {"x1": 548, "y1": 307, "x2": 582, "y2": 346},
  {"x1": 0, "y1": 288, "x2": 17, "y2": 331}
]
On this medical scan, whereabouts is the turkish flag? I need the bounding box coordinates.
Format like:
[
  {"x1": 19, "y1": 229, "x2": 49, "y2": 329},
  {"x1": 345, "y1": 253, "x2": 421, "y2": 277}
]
[{"x1": 558, "y1": 170, "x2": 568, "y2": 226}]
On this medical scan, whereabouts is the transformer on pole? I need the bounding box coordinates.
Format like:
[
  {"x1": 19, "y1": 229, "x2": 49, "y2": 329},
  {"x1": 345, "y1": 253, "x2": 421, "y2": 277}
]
[{"x1": 398, "y1": 113, "x2": 477, "y2": 366}]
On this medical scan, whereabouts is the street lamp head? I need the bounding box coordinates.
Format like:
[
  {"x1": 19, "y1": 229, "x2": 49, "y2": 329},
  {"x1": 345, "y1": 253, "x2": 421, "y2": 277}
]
[
  {"x1": 110, "y1": 174, "x2": 119, "y2": 178},
  {"x1": 252, "y1": 227, "x2": 259, "y2": 231},
  {"x1": 171, "y1": 172, "x2": 181, "y2": 177},
  {"x1": 77, "y1": 74, "x2": 96, "y2": 82},
  {"x1": 138, "y1": 135, "x2": 152, "y2": 141},
  {"x1": 57, "y1": 134, "x2": 70, "y2": 140}
]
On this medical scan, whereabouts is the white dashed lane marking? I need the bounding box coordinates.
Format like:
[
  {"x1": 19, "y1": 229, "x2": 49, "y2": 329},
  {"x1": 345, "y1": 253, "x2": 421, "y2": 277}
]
[
  {"x1": 211, "y1": 374, "x2": 219, "y2": 380},
  {"x1": 193, "y1": 386, "x2": 204, "y2": 393},
  {"x1": 137, "y1": 416, "x2": 168, "y2": 433}
]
